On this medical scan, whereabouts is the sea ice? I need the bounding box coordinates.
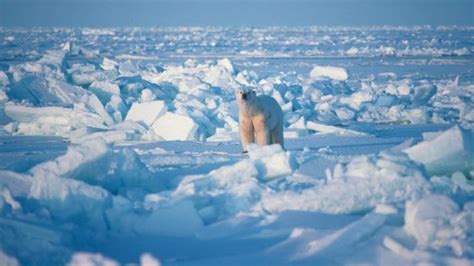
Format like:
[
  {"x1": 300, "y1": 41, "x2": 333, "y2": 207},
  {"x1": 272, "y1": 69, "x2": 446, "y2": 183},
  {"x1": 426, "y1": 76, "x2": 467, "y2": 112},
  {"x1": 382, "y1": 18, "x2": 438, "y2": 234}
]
[
  {"x1": 118, "y1": 61, "x2": 138, "y2": 76},
  {"x1": 310, "y1": 66, "x2": 349, "y2": 81},
  {"x1": 0, "y1": 90, "x2": 8, "y2": 103},
  {"x1": 404, "y1": 195, "x2": 474, "y2": 256},
  {"x1": 404, "y1": 126, "x2": 473, "y2": 175},
  {"x1": 0, "y1": 71, "x2": 9, "y2": 87},
  {"x1": 413, "y1": 84, "x2": 437, "y2": 105},
  {"x1": 4, "y1": 104, "x2": 107, "y2": 136},
  {"x1": 68, "y1": 252, "x2": 118, "y2": 266},
  {"x1": 29, "y1": 138, "x2": 112, "y2": 180},
  {"x1": 376, "y1": 94, "x2": 399, "y2": 107},
  {"x1": 88, "y1": 81, "x2": 120, "y2": 105},
  {"x1": 260, "y1": 150, "x2": 428, "y2": 214},
  {"x1": 140, "y1": 88, "x2": 156, "y2": 102},
  {"x1": 0, "y1": 250, "x2": 19, "y2": 266},
  {"x1": 248, "y1": 144, "x2": 298, "y2": 181},
  {"x1": 1, "y1": 26, "x2": 473, "y2": 265},
  {"x1": 100, "y1": 57, "x2": 119, "y2": 71},
  {"x1": 151, "y1": 112, "x2": 199, "y2": 141},
  {"x1": 125, "y1": 100, "x2": 167, "y2": 127},
  {"x1": 306, "y1": 121, "x2": 368, "y2": 136}
]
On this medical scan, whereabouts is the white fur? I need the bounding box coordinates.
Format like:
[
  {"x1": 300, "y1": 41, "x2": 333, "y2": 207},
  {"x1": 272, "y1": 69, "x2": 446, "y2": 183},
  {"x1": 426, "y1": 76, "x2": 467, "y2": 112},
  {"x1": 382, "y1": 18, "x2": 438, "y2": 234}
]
[{"x1": 235, "y1": 88, "x2": 284, "y2": 152}]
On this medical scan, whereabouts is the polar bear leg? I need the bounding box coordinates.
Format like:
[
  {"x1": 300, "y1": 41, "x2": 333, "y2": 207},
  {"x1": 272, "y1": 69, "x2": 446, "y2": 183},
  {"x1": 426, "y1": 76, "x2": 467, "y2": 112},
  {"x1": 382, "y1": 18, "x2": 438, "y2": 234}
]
[
  {"x1": 271, "y1": 120, "x2": 285, "y2": 149},
  {"x1": 253, "y1": 116, "x2": 271, "y2": 145},
  {"x1": 240, "y1": 119, "x2": 254, "y2": 152},
  {"x1": 256, "y1": 129, "x2": 271, "y2": 145}
]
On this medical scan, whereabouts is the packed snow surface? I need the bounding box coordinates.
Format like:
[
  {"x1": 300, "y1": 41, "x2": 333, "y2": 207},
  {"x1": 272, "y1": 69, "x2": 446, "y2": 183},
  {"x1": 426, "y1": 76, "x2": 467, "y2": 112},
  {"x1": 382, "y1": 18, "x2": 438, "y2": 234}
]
[{"x1": 0, "y1": 26, "x2": 473, "y2": 265}]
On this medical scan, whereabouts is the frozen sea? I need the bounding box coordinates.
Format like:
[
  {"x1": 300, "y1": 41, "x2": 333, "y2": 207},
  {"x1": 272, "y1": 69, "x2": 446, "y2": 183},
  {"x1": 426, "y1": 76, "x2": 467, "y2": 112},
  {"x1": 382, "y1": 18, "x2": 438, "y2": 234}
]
[{"x1": 0, "y1": 26, "x2": 473, "y2": 265}]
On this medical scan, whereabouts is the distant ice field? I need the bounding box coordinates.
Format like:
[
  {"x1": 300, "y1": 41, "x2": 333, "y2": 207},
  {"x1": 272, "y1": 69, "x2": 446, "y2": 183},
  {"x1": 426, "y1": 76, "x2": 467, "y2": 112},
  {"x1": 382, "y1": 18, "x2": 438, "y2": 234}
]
[
  {"x1": 0, "y1": 26, "x2": 473, "y2": 265},
  {"x1": 1, "y1": 26, "x2": 473, "y2": 77},
  {"x1": 1, "y1": 26, "x2": 473, "y2": 93}
]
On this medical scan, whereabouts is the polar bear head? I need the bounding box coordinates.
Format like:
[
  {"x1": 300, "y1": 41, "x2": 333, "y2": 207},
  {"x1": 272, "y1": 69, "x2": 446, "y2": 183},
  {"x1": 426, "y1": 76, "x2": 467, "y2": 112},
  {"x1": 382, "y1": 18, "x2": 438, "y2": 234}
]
[{"x1": 235, "y1": 88, "x2": 256, "y2": 103}]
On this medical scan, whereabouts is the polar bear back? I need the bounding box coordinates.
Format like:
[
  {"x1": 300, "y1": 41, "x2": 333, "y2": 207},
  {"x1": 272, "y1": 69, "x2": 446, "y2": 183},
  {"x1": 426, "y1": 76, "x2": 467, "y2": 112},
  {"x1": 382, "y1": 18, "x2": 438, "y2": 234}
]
[{"x1": 256, "y1": 95, "x2": 283, "y2": 130}]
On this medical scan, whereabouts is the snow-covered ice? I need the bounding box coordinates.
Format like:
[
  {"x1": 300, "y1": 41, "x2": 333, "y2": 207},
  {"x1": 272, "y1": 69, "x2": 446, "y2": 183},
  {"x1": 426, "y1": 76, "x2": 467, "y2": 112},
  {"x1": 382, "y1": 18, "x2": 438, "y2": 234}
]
[
  {"x1": 151, "y1": 112, "x2": 199, "y2": 141},
  {"x1": 125, "y1": 100, "x2": 167, "y2": 127},
  {"x1": 0, "y1": 26, "x2": 473, "y2": 265},
  {"x1": 309, "y1": 65, "x2": 349, "y2": 81},
  {"x1": 404, "y1": 126, "x2": 473, "y2": 175}
]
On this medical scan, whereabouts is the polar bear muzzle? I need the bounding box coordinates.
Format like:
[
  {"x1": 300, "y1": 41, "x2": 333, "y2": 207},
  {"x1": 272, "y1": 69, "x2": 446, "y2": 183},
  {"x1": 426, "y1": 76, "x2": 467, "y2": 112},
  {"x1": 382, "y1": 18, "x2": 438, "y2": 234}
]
[{"x1": 239, "y1": 90, "x2": 254, "y2": 101}]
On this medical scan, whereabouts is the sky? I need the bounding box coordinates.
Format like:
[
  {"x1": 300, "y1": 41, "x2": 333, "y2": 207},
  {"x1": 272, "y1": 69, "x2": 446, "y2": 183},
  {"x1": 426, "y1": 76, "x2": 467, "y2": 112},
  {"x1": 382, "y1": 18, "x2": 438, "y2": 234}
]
[{"x1": 0, "y1": 0, "x2": 473, "y2": 27}]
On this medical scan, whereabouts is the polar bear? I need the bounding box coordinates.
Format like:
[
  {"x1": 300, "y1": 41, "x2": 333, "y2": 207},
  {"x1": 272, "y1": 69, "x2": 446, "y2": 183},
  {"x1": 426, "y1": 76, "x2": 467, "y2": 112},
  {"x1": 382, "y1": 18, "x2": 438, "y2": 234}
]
[{"x1": 235, "y1": 88, "x2": 284, "y2": 153}]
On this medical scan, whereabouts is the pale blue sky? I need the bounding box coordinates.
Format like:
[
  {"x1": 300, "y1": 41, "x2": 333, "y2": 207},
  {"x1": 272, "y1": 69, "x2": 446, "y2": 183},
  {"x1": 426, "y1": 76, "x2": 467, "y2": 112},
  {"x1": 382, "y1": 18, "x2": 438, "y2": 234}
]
[{"x1": 0, "y1": 0, "x2": 473, "y2": 27}]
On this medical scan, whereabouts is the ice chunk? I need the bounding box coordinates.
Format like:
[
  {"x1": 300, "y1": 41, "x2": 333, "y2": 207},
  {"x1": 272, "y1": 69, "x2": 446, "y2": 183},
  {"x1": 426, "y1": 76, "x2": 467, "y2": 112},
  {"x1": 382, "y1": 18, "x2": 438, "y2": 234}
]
[
  {"x1": 6, "y1": 76, "x2": 114, "y2": 126},
  {"x1": 346, "y1": 47, "x2": 359, "y2": 56},
  {"x1": 0, "y1": 250, "x2": 19, "y2": 266},
  {"x1": 140, "y1": 88, "x2": 156, "y2": 102},
  {"x1": 151, "y1": 112, "x2": 199, "y2": 141},
  {"x1": 38, "y1": 50, "x2": 67, "y2": 66},
  {"x1": 0, "y1": 71, "x2": 9, "y2": 87},
  {"x1": 5, "y1": 104, "x2": 93, "y2": 125},
  {"x1": 203, "y1": 62, "x2": 238, "y2": 89},
  {"x1": 110, "y1": 120, "x2": 147, "y2": 136},
  {"x1": 397, "y1": 83, "x2": 411, "y2": 96},
  {"x1": 174, "y1": 160, "x2": 261, "y2": 224},
  {"x1": 29, "y1": 172, "x2": 111, "y2": 229},
  {"x1": 7, "y1": 76, "x2": 66, "y2": 106},
  {"x1": 105, "y1": 95, "x2": 127, "y2": 123},
  {"x1": 413, "y1": 84, "x2": 437, "y2": 105},
  {"x1": 31, "y1": 138, "x2": 161, "y2": 194},
  {"x1": 261, "y1": 151, "x2": 428, "y2": 214},
  {"x1": 79, "y1": 94, "x2": 115, "y2": 127},
  {"x1": 248, "y1": 144, "x2": 297, "y2": 181},
  {"x1": 404, "y1": 126, "x2": 473, "y2": 175},
  {"x1": 21, "y1": 63, "x2": 43, "y2": 74},
  {"x1": 68, "y1": 252, "x2": 118, "y2": 266},
  {"x1": 118, "y1": 61, "x2": 138, "y2": 76},
  {"x1": 140, "y1": 253, "x2": 161, "y2": 266},
  {"x1": 67, "y1": 63, "x2": 99, "y2": 86},
  {"x1": 106, "y1": 148, "x2": 164, "y2": 193},
  {"x1": 177, "y1": 75, "x2": 210, "y2": 93},
  {"x1": 405, "y1": 195, "x2": 460, "y2": 247},
  {"x1": 88, "y1": 81, "x2": 120, "y2": 105},
  {"x1": 310, "y1": 66, "x2": 348, "y2": 81},
  {"x1": 0, "y1": 89, "x2": 8, "y2": 103},
  {"x1": 0, "y1": 170, "x2": 32, "y2": 197},
  {"x1": 335, "y1": 107, "x2": 355, "y2": 121},
  {"x1": 451, "y1": 172, "x2": 474, "y2": 193},
  {"x1": 385, "y1": 83, "x2": 411, "y2": 96},
  {"x1": 404, "y1": 195, "x2": 474, "y2": 256},
  {"x1": 101, "y1": 57, "x2": 118, "y2": 71},
  {"x1": 4, "y1": 104, "x2": 109, "y2": 136},
  {"x1": 376, "y1": 94, "x2": 399, "y2": 107},
  {"x1": 70, "y1": 71, "x2": 104, "y2": 86},
  {"x1": 217, "y1": 58, "x2": 235, "y2": 74},
  {"x1": 125, "y1": 101, "x2": 167, "y2": 127},
  {"x1": 30, "y1": 138, "x2": 112, "y2": 179}
]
